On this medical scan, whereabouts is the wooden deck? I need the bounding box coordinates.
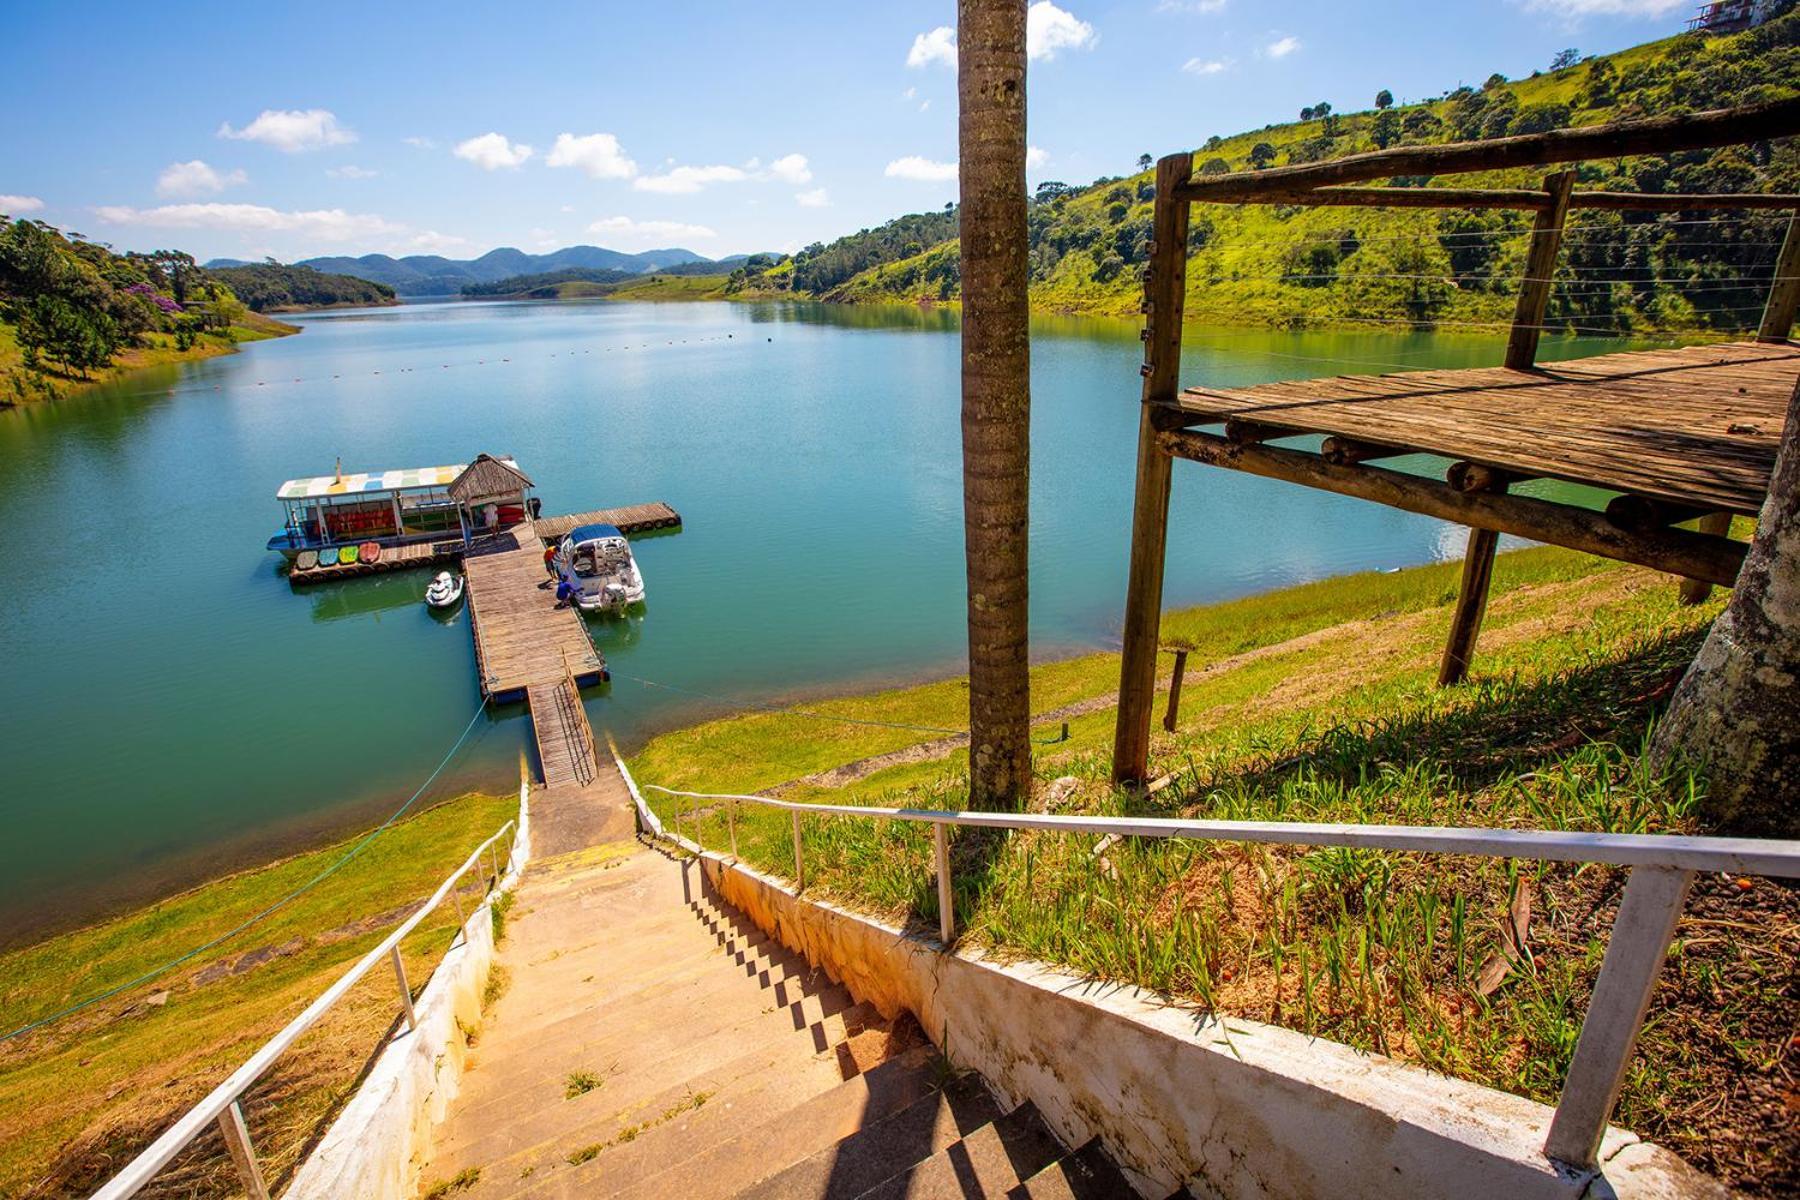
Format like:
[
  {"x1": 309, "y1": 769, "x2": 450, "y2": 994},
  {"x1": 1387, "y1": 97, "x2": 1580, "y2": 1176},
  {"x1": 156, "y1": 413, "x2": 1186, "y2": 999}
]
[
  {"x1": 284, "y1": 538, "x2": 462, "y2": 583},
  {"x1": 1167, "y1": 341, "x2": 1798, "y2": 515},
  {"x1": 533, "y1": 501, "x2": 682, "y2": 541},
  {"x1": 525, "y1": 680, "x2": 599, "y2": 790},
  {"x1": 464, "y1": 519, "x2": 605, "y2": 700}
]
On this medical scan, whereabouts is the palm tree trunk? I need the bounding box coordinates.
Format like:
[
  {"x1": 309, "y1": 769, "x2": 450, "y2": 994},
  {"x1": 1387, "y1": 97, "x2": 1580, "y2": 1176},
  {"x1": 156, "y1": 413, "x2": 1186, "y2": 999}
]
[
  {"x1": 958, "y1": 0, "x2": 1032, "y2": 811},
  {"x1": 1650, "y1": 376, "x2": 1800, "y2": 837}
]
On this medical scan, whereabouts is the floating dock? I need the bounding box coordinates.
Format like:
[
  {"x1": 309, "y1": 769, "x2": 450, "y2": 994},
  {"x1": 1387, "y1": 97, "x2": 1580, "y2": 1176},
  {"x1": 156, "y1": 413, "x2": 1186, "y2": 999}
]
[
  {"x1": 463, "y1": 519, "x2": 605, "y2": 702},
  {"x1": 284, "y1": 501, "x2": 681, "y2": 585}
]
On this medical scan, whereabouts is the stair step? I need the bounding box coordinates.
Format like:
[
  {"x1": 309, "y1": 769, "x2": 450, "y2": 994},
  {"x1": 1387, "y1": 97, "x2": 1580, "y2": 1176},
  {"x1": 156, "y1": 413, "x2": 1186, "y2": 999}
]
[
  {"x1": 439, "y1": 989, "x2": 877, "y2": 1161},
  {"x1": 1018, "y1": 1139, "x2": 1142, "y2": 1199},
  {"x1": 735, "y1": 1070, "x2": 1005, "y2": 1200},
  {"x1": 852, "y1": 1099, "x2": 1066, "y2": 1200},
  {"x1": 590, "y1": 1049, "x2": 956, "y2": 1200}
]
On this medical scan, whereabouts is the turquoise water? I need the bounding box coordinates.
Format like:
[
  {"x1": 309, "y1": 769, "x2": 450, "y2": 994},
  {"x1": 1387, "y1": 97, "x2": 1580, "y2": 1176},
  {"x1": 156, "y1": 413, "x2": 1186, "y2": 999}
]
[{"x1": 0, "y1": 300, "x2": 1610, "y2": 941}]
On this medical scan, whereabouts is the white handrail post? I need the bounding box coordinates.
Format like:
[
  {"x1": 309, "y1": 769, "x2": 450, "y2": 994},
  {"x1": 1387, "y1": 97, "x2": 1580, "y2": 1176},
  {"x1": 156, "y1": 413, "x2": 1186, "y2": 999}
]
[
  {"x1": 1544, "y1": 865, "x2": 1694, "y2": 1169},
  {"x1": 217, "y1": 1099, "x2": 270, "y2": 1200},
  {"x1": 728, "y1": 798, "x2": 739, "y2": 859},
  {"x1": 450, "y1": 875, "x2": 466, "y2": 934},
  {"x1": 389, "y1": 945, "x2": 417, "y2": 1032},
  {"x1": 792, "y1": 809, "x2": 804, "y2": 891},
  {"x1": 488, "y1": 842, "x2": 501, "y2": 889},
  {"x1": 934, "y1": 822, "x2": 954, "y2": 945}
]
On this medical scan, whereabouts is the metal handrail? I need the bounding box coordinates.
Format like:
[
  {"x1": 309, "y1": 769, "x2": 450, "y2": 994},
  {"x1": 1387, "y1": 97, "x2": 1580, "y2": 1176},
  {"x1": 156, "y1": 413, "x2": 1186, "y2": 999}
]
[
  {"x1": 633, "y1": 777, "x2": 1800, "y2": 1174},
  {"x1": 92, "y1": 816, "x2": 519, "y2": 1200}
]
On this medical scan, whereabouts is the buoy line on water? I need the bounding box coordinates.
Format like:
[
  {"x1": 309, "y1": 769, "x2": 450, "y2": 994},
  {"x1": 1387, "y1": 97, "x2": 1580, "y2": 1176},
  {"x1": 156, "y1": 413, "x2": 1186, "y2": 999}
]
[{"x1": 0, "y1": 696, "x2": 496, "y2": 1045}]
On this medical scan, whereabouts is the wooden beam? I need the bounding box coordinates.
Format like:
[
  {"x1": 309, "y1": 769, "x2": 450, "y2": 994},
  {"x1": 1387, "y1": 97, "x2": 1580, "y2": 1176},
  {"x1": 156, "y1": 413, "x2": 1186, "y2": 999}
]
[
  {"x1": 1440, "y1": 527, "x2": 1501, "y2": 687},
  {"x1": 1156, "y1": 429, "x2": 1748, "y2": 587},
  {"x1": 1177, "y1": 98, "x2": 1800, "y2": 201},
  {"x1": 1224, "y1": 418, "x2": 1291, "y2": 444},
  {"x1": 1506, "y1": 171, "x2": 1576, "y2": 371},
  {"x1": 1757, "y1": 211, "x2": 1800, "y2": 344},
  {"x1": 1446, "y1": 461, "x2": 1526, "y2": 494},
  {"x1": 1321, "y1": 435, "x2": 1409, "y2": 466},
  {"x1": 1114, "y1": 151, "x2": 1194, "y2": 787},
  {"x1": 1605, "y1": 494, "x2": 1710, "y2": 532},
  {"x1": 1572, "y1": 191, "x2": 1800, "y2": 212},
  {"x1": 1678, "y1": 512, "x2": 1734, "y2": 605},
  {"x1": 1215, "y1": 186, "x2": 1800, "y2": 213}
]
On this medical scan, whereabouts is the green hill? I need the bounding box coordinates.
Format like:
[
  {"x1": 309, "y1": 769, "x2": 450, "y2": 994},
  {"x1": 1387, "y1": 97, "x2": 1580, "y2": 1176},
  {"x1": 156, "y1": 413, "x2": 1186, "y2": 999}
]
[
  {"x1": 736, "y1": 14, "x2": 1800, "y2": 335},
  {"x1": 205, "y1": 263, "x2": 397, "y2": 312}
]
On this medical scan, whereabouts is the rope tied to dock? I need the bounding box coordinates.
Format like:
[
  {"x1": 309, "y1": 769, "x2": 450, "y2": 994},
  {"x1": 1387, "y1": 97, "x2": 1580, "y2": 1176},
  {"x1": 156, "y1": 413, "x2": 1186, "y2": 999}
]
[{"x1": 0, "y1": 696, "x2": 495, "y2": 1046}]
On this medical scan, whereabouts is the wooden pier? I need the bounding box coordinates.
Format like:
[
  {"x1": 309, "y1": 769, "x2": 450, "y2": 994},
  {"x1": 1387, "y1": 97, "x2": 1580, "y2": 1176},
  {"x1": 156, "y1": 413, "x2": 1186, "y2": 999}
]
[
  {"x1": 463, "y1": 520, "x2": 605, "y2": 701},
  {"x1": 284, "y1": 501, "x2": 681, "y2": 586}
]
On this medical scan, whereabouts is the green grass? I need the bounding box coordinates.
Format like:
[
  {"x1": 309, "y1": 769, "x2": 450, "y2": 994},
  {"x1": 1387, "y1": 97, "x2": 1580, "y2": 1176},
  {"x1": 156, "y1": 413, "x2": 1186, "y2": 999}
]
[
  {"x1": 0, "y1": 790, "x2": 518, "y2": 1198},
  {"x1": 633, "y1": 548, "x2": 1795, "y2": 1195}
]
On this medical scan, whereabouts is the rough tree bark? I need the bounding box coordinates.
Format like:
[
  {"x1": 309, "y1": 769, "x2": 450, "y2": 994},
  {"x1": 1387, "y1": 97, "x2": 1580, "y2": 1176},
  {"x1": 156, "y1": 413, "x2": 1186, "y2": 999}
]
[
  {"x1": 958, "y1": 0, "x2": 1032, "y2": 811},
  {"x1": 1650, "y1": 377, "x2": 1800, "y2": 837}
]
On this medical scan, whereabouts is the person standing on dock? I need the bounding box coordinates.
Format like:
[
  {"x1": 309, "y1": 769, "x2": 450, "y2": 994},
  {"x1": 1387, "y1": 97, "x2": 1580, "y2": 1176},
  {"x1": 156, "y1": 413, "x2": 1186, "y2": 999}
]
[{"x1": 541, "y1": 541, "x2": 557, "y2": 589}]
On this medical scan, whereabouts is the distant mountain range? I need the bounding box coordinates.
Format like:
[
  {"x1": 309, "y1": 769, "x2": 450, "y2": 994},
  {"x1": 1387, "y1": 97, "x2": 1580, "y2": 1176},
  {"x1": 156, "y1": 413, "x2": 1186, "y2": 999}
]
[{"x1": 203, "y1": 245, "x2": 717, "y2": 296}]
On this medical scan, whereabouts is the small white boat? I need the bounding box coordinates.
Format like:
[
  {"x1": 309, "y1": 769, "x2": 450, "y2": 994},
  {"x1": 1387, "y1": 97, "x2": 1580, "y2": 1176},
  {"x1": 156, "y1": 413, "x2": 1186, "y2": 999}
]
[
  {"x1": 426, "y1": 571, "x2": 465, "y2": 609},
  {"x1": 555, "y1": 524, "x2": 646, "y2": 614}
]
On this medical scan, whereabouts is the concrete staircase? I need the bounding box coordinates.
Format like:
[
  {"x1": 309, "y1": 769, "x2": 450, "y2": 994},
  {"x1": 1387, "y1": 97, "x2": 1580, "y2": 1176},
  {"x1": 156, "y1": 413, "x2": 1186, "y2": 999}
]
[{"x1": 418, "y1": 842, "x2": 1145, "y2": 1199}]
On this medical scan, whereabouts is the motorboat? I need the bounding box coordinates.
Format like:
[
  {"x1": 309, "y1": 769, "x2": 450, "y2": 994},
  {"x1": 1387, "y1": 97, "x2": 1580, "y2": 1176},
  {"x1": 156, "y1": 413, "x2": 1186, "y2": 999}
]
[
  {"x1": 426, "y1": 571, "x2": 465, "y2": 609},
  {"x1": 555, "y1": 523, "x2": 646, "y2": 614}
]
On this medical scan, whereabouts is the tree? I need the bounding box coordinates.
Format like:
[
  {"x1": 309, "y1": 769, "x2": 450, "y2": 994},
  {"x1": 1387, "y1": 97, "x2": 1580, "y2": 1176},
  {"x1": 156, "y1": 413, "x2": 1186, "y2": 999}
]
[
  {"x1": 1300, "y1": 106, "x2": 1316, "y2": 122},
  {"x1": 1034, "y1": 180, "x2": 1071, "y2": 203},
  {"x1": 1551, "y1": 47, "x2": 1581, "y2": 71},
  {"x1": 1371, "y1": 108, "x2": 1401, "y2": 149},
  {"x1": 1248, "y1": 142, "x2": 1277, "y2": 169},
  {"x1": 1650, "y1": 379, "x2": 1800, "y2": 837},
  {"x1": 1375, "y1": 88, "x2": 1394, "y2": 110},
  {"x1": 957, "y1": 0, "x2": 1032, "y2": 811},
  {"x1": 1137, "y1": 153, "x2": 1153, "y2": 172},
  {"x1": 1312, "y1": 100, "x2": 1332, "y2": 118}
]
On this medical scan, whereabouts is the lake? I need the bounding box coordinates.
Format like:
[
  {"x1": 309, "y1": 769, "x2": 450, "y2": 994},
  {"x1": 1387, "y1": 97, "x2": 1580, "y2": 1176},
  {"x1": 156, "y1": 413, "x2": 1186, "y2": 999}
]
[{"x1": 0, "y1": 299, "x2": 1615, "y2": 943}]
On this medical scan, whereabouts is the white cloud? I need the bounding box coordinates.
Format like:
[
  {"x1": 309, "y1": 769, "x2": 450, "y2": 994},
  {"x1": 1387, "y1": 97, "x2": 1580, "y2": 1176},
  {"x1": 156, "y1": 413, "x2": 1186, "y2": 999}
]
[
  {"x1": 92, "y1": 202, "x2": 402, "y2": 242},
  {"x1": 545, "y1": 132, "x2": 638, "y2": 180},
  {"x1": 633, "y1": 164, "x2": 747, "y2": 194},
  {"x1": 454, "y1": 132, "x2": 534, "y2": 170},
  {"x1": 403, "y1": 136, "x2": 436, "y2": 149},
  {"x1": 768, "y1": 153, "x2": 812, "y2": 185},
  {"x1": 1028, "y1": 2, "x2": 1096, "y2": 60},
  {"x1": 218, "y1": 108, "x2": 356, "y2": 153},
  {"x1": 585, "y1": 216, "x2": 717, "y2": 247},
  {"x1": 902, "y1": 86, "x2": 917, "y2": 100},
  {"x1": 1159, "y1": 0, "x2": 1227, "y2": 11},
  {"x1": 921, "y1": 99, "x2": 932, "y2": 112},
  {"x1": 885, "y1": 156, "x2": 959, "y2": 183},
  {"x1": 0, "y1": 193, "x2": 44, "y2": 213},
  {"x1": 1264, "y1": 35, "x2": 1300, "y2": 58},
  {"x1": 796, "y1": 187, "x2": 831, "y2": 208},
  {"x1": 1025, "y1": 145, "x2": 1049, "y2": 170},
  {"x1": 1522, "y1": 0, "x2": 1685, "y2": 14},
  {"x1": 155, "y1": 160, "x2": 247, "y2": 198},
  {"x1": 408, "y1": 230, "x2": 473, "y2": 252},
  {"x1": 907, "y1": 6, "x2": 1095, "y2": 70},
  {"x1": 1182, "y1": 56, "x2": 1232, "y2": 75},
  {"x1": 907, "y1": 25, "x2": 958, "y2": 69},
  {"x1": 326, "y1": 165, "x2": 379, "y2": 179}
]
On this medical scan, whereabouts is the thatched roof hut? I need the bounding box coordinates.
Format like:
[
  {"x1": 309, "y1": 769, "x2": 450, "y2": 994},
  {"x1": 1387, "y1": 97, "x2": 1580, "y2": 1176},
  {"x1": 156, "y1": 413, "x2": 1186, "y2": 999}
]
[{"x1": 449, "y1": 454, "x2": 533, "y2": 505}]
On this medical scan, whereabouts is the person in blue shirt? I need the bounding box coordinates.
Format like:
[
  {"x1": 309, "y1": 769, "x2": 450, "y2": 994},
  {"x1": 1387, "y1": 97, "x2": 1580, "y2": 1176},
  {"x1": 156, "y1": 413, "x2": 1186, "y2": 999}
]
[{"x1": 554, "y1": 577, "x2": 576, "y2": 609}]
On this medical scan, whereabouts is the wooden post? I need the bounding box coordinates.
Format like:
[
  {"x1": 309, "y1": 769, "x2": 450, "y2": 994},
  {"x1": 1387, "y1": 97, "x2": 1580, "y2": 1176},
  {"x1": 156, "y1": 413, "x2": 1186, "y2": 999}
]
[
  {"x1": 1439, "y1": 528, "x2": 1501, "y2": 686},
  {"x1": 1162, "y1": 649, "x2": 1189, "y2": 732},
  {"x1": 1505, "y1": 170, "x2": 1576, "y2": 371},
  {"x1": 216, "y1": 1100, "x2": 271, "y2": 1200},
  {"x1": 1545, "y1": 865, "x2": 1693, "y2": 1169},
  {"x1": 1678, "y1": 513, "x2": 1733, "y2": 605},
  {"x1": 1757, "y1": 211, "x2": 1800, "y2": 343},
  {"x1": 1113, "y1": 151, "x2": 1193, "y2": 786}
]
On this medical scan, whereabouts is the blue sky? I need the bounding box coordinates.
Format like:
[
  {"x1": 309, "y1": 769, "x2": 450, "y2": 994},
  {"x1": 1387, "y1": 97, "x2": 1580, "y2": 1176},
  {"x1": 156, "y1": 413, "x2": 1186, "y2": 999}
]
[{"x1": 1, "y1": 1, "x2": 1696, "y2": 263}]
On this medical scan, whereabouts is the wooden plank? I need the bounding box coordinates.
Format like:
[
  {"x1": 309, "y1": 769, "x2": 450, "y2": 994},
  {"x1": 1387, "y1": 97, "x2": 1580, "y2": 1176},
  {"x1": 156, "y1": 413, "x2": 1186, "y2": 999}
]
[
  {"x1": 533, "y1": 502, "x2": 682, "y2": 542},
  {"x1": 1168, "y1": 341, "x2": 1797, "y2": 514},
  {"x1": 464, "y1": 519, "x2": 604, "y2": 699}
]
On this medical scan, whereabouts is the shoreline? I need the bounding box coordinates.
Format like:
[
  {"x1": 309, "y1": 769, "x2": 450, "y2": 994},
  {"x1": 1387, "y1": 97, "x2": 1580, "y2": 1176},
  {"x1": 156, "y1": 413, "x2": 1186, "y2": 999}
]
[{"x1": 0, "y1": 312, "x2": 300, "y2": 407}]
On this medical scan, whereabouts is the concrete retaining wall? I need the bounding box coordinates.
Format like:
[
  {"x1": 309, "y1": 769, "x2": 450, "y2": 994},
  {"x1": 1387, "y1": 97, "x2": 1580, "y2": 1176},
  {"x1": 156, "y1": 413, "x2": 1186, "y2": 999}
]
[
  {"x1": 286, "y1": 782, "x2": 531, "y2": 1200},
  {"x1": 691, "y1": 849, "x2": 1724, "y2": 1200}
]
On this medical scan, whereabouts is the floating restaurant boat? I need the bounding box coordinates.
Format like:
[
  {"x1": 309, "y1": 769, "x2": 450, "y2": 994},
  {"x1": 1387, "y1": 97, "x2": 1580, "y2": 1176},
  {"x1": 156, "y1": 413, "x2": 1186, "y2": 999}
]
[{"x1": 267, "y1": 453, "x2": 536, "y2": 562}]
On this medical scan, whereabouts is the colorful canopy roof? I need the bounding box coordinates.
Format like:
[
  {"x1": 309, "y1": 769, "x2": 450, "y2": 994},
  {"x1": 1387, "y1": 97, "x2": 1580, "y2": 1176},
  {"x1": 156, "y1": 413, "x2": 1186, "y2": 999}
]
[{"x1": 276, "y1": 457, "x2": 523, "y2": 501}]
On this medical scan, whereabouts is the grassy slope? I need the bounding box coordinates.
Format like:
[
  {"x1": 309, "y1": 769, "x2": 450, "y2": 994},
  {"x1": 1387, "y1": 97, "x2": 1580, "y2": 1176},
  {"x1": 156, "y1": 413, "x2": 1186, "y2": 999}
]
[
  {"x1": 821, "y1": 29, "x2": 1787, "y2": 331},
  {"x1": 0, "y1": 790, "x2": 517, "y2": 1198},
  {"x1": 633, "y1": 546, "x2": 1796, "y2": 1195},
  {"x1": 0, "y1": 311, "x2": 298, "y2": 406}
]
